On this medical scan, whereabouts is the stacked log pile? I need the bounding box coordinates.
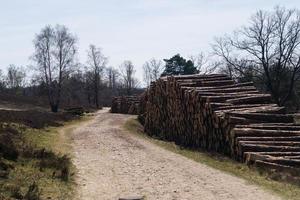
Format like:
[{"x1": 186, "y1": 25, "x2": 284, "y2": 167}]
[
  {"x1": 111, "y1": 96, "x2": 140, "y2": 114},
  {"x1": 137, "y1": 92, "x2": 148, "y2": 125},
  {"x1": 140, "y1": 74, "x2": 300, "y2": 175}
]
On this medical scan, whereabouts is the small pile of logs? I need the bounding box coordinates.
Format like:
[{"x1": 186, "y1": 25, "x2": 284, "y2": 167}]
[
  {"x1": 111, "y1": 96, "x2": 140, "y2": 114},
  {"x1": 140, "y1": 74, "x2": 300, "y2": 176}
]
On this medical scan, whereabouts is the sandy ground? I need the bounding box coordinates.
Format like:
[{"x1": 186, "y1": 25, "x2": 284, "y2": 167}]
[{"x1": 71, "y1": 108, "x2": 281, "y2": 200}]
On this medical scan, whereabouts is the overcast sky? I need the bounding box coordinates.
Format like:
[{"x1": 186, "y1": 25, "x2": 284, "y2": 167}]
[{"x1": 0, "y1": 0, "x2": 300, "y2": 81}]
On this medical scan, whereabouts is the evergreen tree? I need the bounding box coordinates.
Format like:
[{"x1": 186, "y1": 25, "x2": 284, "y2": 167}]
[{"x1": 161, "y1": 54, "x2": 198, "y2": 76}]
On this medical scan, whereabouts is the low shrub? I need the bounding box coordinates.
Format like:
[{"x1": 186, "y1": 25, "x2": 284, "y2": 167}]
[
  {"x1": 21, "y1": 147, "x2": 72, "y2": 181},
  {"x1": 0, "y1": 112, "x2": 75, "y2": 199},
  {"x1": 10, "y1": 185, "x2": 23, "y2": 199},
  {"x1": 64, "y1": 107, "x2": 85, "y2": 116},
  {"x1": 38, "y1": 152, "x2": 71, "y2": 181},
  {"x1": 0, "y1": 110, "x2": 78, "y2": 129},
  {"x1": 0, "y1": 126, "x2": 21, "y2": 161},
  {"x1": 24, "y1": 182, "x2": 41, "y2": 200}
]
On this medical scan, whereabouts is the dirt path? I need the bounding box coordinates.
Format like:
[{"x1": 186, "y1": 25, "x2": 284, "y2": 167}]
[{"x1": 71, "y1": 108, "x2": 281, "y2": 200}]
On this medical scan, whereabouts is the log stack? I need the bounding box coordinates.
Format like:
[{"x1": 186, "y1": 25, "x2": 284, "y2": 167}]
[
  {"x1": 111, "y1": 96, "x2": 140, "y2": 114},
  {"x1": 140, "y1": 74, "x2": 300, "y2": 175}
]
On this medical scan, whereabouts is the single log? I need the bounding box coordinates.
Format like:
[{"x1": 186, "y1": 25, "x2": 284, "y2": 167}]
[
  {"x1": 195, "y1": 86, "x2": 257, "y2": 93},
  {"x1": 236, "y1": 136, "x2": 300, "y2": 142},
  {"x1": 226, "y1": 94, "x2": 271, "y2": 104},
  {"x1": 244, "y1": 152, "x2": 300, "y2": 168},
  {"x1": 226, "y1": 113, "x2": 294, "y2": 123},
  {"x1": 232, "y1": 128, "x2": 300, "y2": 137},
  {"x1": 239, "y1": 143, "x2": 300, "y2": 153},
  {"x1": 197, "y1": 82, "x2": 254, "y2": 90},
  {"x1": 235, "y1": 124, "x2": 300, "y2": 130},
  {"x1": 215, "y1": 104, "x2": 278, "y2": 111},
  {"x1": 244, "y1": 151, "x2": 300, "y2": 157},
  {"x1": 254, "y1": 160, "x2": 300, "y2": 175},
  {"x1": 239, "y1": 141, "x2": 300, "y2": 147},
  {"x1": 216, "y1": 106, "x2": 285, "y2": 115}
]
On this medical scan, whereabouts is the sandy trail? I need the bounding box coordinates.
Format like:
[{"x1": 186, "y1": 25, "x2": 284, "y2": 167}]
[{"x1": 71, "y1": 108, "x2": 281, "y2": 200}]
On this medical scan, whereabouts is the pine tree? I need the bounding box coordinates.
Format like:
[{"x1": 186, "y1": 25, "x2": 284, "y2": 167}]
[{"x1": 161, "y1": 54, "x2": 198, "y2": 76}]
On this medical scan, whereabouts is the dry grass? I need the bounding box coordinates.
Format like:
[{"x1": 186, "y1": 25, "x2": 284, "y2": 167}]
[
  {"x1": 24, "y1": 115, "x2": 93, "y2": 154},
  {"x1": 0, "y1": 125, "x2": 73, "y2": 199},
  {"x1": 124, "y1": 118, "x2": 300, "y2": 200},
  {"x1": 0, "y1": 112, "x2": 93, "y2": 200}
]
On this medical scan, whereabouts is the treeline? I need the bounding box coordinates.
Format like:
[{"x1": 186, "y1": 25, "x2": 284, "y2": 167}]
[
  {"x1": 0, "y1": 25, "x2": 144, "y2": 111},
  {"x1": 0, "y1": 59, "x2": 143, "y2": 111},
  {"x1": 0, "y1": 36, "x2": 201, "y2": 112},
  {"x1": 1, "y1": 6, "x2": 300, "y2": 113}
]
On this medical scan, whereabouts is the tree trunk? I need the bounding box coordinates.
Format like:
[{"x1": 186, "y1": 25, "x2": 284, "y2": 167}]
[
  {"x1": 95, "y1": 73, "x2": 99, "y2": 108},
  {"x1": 51, "y1": 104, "x2": 59, "y2": 113}
]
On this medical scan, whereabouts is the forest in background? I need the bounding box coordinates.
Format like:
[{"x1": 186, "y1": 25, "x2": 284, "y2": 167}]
[
  {"x1": 1, "y1": 4, "x2": 300, "y2": 200},
  {"x1": 1, "y1": 6, "x2": 300, "y2": 113}
]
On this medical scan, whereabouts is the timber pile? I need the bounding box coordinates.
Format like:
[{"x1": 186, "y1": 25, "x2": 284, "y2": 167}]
[
  {"x1": 111, "y1": 96, "x2": 140, "y2": 114},
  {"x1": 140, "y1": 74, "x2": 300, "y2": 175},
  {"x1": 137, "y1": 92, "x2": 148, "y2": 125}
]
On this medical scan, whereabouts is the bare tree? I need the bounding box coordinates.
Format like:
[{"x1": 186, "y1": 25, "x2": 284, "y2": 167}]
[
  {"x1": 6, "y1": 65, "x2": 26, "y2": 89},
  {"x1": 119, "y1": 60, "x2": 138, "y2": 95},
  {"x1": 83, "y1": 70, "x2": 94, "y2": 106},
  {"x1": 143, "y1": 58, "x2": 163, "y2": 87},
  {"x1": 213, "y1": 6, "x2": 300, "y2": 106},
  {"x1": 0, "y1": 69, "x2": 4, "y2": 89},
  {"x1": 143, "y1": 62, "x2": 152, "y2": 87},
  {"x1": 149, "y1": 58, "x2": 163, "y2": 81},
  {"x1": 86, "y1": 44, "x2": 108, "y2": 108},
  {"x1": 189, "y1": 53, "x2": 214, "y2": 74},
  {"x1": 106, "y1": 67, "x2": 119, "y2": 89},
  {"x1": 212, "y1": 37, "x2": 236, "y2": 78},
  {"x1": 32, "y1": 24, "x2": 77, "y2": 112}
]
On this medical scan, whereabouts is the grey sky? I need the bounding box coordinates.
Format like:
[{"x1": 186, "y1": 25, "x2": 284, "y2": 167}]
[{"x1": 0, "y1": 0, "x2": 299, "y2": 81}]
